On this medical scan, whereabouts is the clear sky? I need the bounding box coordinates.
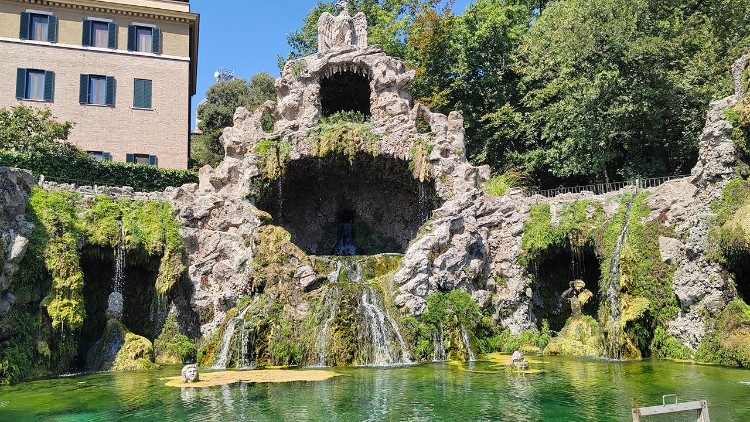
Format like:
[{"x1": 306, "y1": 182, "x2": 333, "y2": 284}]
[{"x1": 189, "y1": 0, "x2": 472, "y2": 128}]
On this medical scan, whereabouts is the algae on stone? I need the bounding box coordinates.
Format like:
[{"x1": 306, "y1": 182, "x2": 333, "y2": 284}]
[
  {"x1": 544, "y1": 316, "x2": 603, "y2": 357},
  {"x1": 696, "y1": 300, "x2": 750, "y2": 368}
]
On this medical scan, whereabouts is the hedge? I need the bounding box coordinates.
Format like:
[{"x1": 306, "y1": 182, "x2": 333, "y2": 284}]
[{"x1": 0, "y1": 148, "x2": 197, "y2": 192}]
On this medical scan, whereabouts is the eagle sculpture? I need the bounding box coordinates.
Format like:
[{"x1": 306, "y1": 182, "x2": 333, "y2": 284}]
[{"x1": 318, "y1": 1, "x2": 368, "y2": 52}]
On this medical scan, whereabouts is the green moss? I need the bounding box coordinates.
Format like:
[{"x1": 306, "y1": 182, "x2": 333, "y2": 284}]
[
  {"x1": 255, "y1": 138, "x2": 291, "y2": 180},
  {"x1": 544, "y1": 316, "x2": 602, "y2": 357},
  {"x1": 252, "y1": 225, "x2": 311, "y2": 292},
  {"x1": 650, "y1": 327, "x2": 693, "y2": 360},
  {"x1": 696, "y1": 300, "x2": 750, "y2": 368},
  {"x1": 308, "y1": 113, "x2": 380, "y2": 163},
  {"x1": 154, "y1": 314, "x2": 196, "y2": 365},
  {"x1": 484, "y1": 169, "x2": 524, "y2": 198},
  {"x1": 113, "y1": 332, "x2": 155, "y2": 371},
  {"x1": 724, "y1": 98, "x2": 750, "y2": 163}
]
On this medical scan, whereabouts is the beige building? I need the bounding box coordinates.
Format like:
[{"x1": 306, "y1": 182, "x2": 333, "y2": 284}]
[{"x1": 0, "y1": 0, "x2": 199, "y2": 169}]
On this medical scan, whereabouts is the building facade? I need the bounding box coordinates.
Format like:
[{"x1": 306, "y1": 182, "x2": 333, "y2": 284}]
[{"x1": 0, "y1": 0, "x2": 199, "y2": 169}]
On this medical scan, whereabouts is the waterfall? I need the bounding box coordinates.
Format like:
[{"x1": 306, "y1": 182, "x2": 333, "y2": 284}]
[
  {"x1": 433, "y1": 325, "x2": 446, "y2": 362},
  {"x1": 334, "y1": 223, "x2": 357, "y2": 256},
  {"x1": 106, "y1": 222, "x2": 126, "y2": 320},
  {"x1": 418, "y1": 182, "x2": 429, "y2": 224},
  {"x1": 460, "y1": 324, "x2": 476, "y2": 362},
  {"x1": 605, "y1": 194, "x2": 636, "y2": 360},
  {"x1": 360, "y1": 287, "x2": 411, "y2": 366},
  {"x1": 314, "y1": 285, "x2": 340, "y2": 367},
  {"x1": 213, "y1": 303, "x2": 253, "y2": 370}
]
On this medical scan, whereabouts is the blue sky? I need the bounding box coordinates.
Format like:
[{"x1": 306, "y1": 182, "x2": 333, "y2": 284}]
[{"x1": 190, "y1": 0, "x2": 472, "y2": 128}]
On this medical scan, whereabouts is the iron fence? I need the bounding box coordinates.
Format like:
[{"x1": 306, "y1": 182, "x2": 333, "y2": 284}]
[{"x1": 523, "y1": 175, "x2": 690, "y2": 198}]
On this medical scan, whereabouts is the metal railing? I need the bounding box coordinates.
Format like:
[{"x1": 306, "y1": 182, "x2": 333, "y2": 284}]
[{"x1": 523, "y1": 175, "x2": 690, "y2": 198}]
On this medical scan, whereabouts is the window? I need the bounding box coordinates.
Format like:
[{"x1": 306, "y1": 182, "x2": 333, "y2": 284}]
[
  {"x1": 80, "y1": 74, "x2": 115, "y2": 106},
  {"x1": 126, "y1": 153, "x2": 157, "y2": 166},
  {"x1": 133, "y1": 79, "x2": 152, "y2": 109},
  {"x1": 87, "y1": 151, "x2": 112, "y2": 161},
  {"x1": 127, "y1": 25, "x2": 161, "y2": 54},
  {"x1": 20, "y1": 12, "x2": 57, "y2": 42},
  {"x1": 83, "y1": 20, "x2": 117, "y2": 49},
  {"x1": 16, "y1": 68, "x2": 54, "y2": 102}
]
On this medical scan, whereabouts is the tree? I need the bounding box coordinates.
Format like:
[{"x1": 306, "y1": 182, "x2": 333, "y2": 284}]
[
  {"x1": 191, "y1": 72, "x2": 277, "y2": 168},
  {"x1": 0, "y1": 106, "x2": 72, "y2": 153}
]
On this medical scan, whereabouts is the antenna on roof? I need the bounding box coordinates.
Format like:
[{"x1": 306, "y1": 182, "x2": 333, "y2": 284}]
[{"x1": 213, "y1": 69, "x2": 236, "y2": 82}]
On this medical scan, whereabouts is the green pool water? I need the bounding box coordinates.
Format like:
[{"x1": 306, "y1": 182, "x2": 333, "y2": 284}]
[{"x1": 0, "y1": 357, "x2": 748, "y2": 421}]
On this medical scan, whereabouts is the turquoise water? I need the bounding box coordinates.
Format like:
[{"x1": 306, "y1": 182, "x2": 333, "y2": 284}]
[{"x1": 1, "y1": 358, "x2": 748, "y2": 421}]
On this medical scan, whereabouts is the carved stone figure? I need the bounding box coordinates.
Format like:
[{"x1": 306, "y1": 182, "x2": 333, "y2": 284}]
[
  {"x1": 181, "y1": 364, "x2": 200, "y2": 383},
  {"x1": 318, "y1": 1, "x2": 368, "y2": 52},
  {"x1": 561, "y1": 279, "x2": 593, "y2": 318}
]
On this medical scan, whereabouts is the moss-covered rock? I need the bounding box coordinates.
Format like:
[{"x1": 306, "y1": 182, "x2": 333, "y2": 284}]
[
  {"x1": 256, "y1": 138, "x2": 291, "y2": 180},
  {"x1": 154, "y1": 314, "x2": 196, "y2": 365},
  {"x1": 307, "y1": 113, "x2": 380, "y2": 163},
  {"x1": 544, "y1": 316, "x2": 602, "y2": 357},
  {"x1": 696, "y1": 300, "x2": 750, "y2": 368},
  {"x1": 252, "y1": 225, "x2": 312, "y2": 292},
  {"x1": 113, "y1": 332, "x2": 155, "y2": 371}
]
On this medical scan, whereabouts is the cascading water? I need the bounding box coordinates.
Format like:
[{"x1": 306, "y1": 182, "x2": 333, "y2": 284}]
[
  {"x1": 460, "y1": 324, "x2": 476, "y2": 362},
  {"x1": 334, "y1": 223, "x2": 357, "y2": 256},
  {"x1": 605, "y1": 194, "x2": 636, "y2": 359},
  {"x1": 105, "y1": 222, "x2": 126, "y2": 320},
  {"x1": 213, "y1": 302, "x2": 254, "y2": 370},
  {"x1": 313, "y1": 256, "x2": 411, "y2": 367},
  {"x1": 433, "y1": 325, "x2": 446, "y2": 362}
]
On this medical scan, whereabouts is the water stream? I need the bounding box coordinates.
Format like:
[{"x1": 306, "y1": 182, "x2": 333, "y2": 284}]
[
  {"x1": 432, "y1": 325, "x2": 446, "y2": 362},
  {"x1": 605, "y1": 194, "x2": 636, "y2": 359},
  {"x1": 213, "y1": 303, "x2": 254, "y2": 370},
  {"x1": 460, "y1": 324, "x2": 476, "y2": 362}
]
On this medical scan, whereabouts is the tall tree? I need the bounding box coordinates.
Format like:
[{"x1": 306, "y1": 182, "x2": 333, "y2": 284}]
[{"x1": 191, "y1": 72, "x2": 276, "y2": 168}]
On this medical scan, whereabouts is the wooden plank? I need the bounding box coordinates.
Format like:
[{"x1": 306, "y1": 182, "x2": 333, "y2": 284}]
[{"x1": 632, "y1": 400, "x2": 710, "y2": 421}]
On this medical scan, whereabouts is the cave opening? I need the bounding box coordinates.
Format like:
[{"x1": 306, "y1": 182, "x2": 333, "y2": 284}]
[
  {"x1": 320, "y1": 70, "x2": 372, "y2": 117},
  {"x1": 256, "y1": 153, "x2": 440, "y2": 256},
  {"x1": 78, "y1": 247, "x2": 162, "y2": 366},
  {"x1": 529, "y1": 238, "x2": 602, "y2": 333},
  {"x1": 722, "y1": 251, "x2": 750, "y2": 302}
]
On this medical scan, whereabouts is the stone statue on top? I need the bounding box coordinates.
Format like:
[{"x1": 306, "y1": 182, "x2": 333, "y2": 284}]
[{"x1": 318, "y1": 1, "x2": 368, "y2": 52}]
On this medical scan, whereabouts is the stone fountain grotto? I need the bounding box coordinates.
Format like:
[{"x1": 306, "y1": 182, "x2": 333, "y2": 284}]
[{"x1": 1, "y1": 10, "x2": 750, "y2": 379}]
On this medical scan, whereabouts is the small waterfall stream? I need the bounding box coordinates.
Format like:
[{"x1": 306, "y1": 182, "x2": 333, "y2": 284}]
[
  {"x1": 213, "y1": 303, "x2": 254, "y2": 370},
  {"x1": 460, "y1": 324, "x2": 476, "y2": 362},
  {"x1": 605, "y1": 194, "x2": 636, "y2": 359},
  {"x1": 433, "y1": 325, "x2": 446, "y2": 362},
  {"x1": 105, "y1": 222, "x2": 126, "y2": 321}
]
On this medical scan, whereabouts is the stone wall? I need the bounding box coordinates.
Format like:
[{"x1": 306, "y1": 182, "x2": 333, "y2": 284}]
[{"x1": 0, "y1": 167, "x2": 34, "y2": 312}]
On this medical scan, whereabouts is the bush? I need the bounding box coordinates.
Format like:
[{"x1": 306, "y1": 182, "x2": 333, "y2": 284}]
[{"x1": 0, "y1": 148, "x2": 197, "y2": 191}]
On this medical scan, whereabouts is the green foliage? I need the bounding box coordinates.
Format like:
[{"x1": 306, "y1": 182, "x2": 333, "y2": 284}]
[
  {"x1": 484, "y1": 168, "x2": 524, "y2": 197},
  {"x1": 255, "y1": 138, "x2": 291, "y2": 180},
  {"x1": 192, "y1": 73, "x2": 277, "y2": 168},
  {"x1": 308, "y1": 114, "x2": 380, "y2": 162},
  {"x1": 0, "y1": 106, "x2": 72, "y2": 152},
  {"x1": 696, "y1": 300, "x2": 750, "y2": 368},
  {"x1": 0, "y1": 106, "x2": 195, "y2": 191},
  {"x1": 650, "y1": 327, "x2": 693, "y2": 360},
  {"x1": 154, "y1": 314, "x2": 196, "y2": 365},
  {"x1": 113, "y1": 331, "x2": 156, "y2": 371},
  {"x1": 252, "y1": 226, "x2": 311, "y2": 292}
]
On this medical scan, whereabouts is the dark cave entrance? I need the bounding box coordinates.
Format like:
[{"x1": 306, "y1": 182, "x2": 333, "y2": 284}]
[
  {"x1": 256, "y1": 154, "x2": 441, "y2": 256},
  {"x1": 529, "y1": 238, "x2": 602, "y2": 333},
  {"x1": 320, "y1": 70, "x2": 372, "y2": 117},
  {"x1": 78, "y1": 246, "x2": 163, "y2": 366},
  {"x1": 722, "y1": 251, "x2": 750, "y2": 302}
]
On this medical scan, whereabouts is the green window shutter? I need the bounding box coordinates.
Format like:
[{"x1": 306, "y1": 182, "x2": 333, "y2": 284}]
[
  {"x1": 143, "y1": 79, "x2": 152, "y2": 109},
  {"x1": 126, "y1": 153, "x2": 134, "y2": 164},
  {"x1": 44, "y1": 71, "x2": 55, "y2": 102},
  {"x1": 79, "y1": 74, "x2": 90, "y2": 104},
  {"x1": 127, "y1": 25, "x2": 136, "y2": 51},
  {"x1": 16, "y1": 68, "x2": 27, "y2": 100},
  {"x1": 108, "y1": 22, "x2": 117, "y2": 49},
  {"x1": 133, "y1": 79, "x2": 143, "y2": 108},
  {"x1": 151, "y1": 27, "x2": 161, "y2": 54},
  {"x1": 82, "y1": 20, "x2": 92, "y2": 46},
  {"x1": 47, "y1": 15, "x2": 57, "y2": 43},
  {"x1": 19, "y1": 12, "x2": 30, "y2": 40},
  {"x1": 105, "y1": 76, "x2": 116, "y2": 106},
  {"x1": 148, "y1": 155, "x2": 157, "y2": 166}
]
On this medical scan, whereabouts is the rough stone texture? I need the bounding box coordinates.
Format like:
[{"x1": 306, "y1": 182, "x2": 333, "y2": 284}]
[
  {"x1": 0, "y1": 168, "x2": 35, "y2": 313},
  {"x1": 732, "y1": 54, "x2": 749, "y2": 97}
]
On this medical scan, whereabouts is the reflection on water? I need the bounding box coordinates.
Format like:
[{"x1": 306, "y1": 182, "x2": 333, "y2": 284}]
[{"x1": 1, "y1": 358, "x2": 749, "y2": 421}]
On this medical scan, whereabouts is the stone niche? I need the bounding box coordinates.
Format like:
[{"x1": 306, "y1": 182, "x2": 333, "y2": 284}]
[
  {"x1": 257, "y1": 153, "x2": 440, "y2": 255},
  {"x1": 319, "y1": 64, "x2": 372, "y2": 117}
]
